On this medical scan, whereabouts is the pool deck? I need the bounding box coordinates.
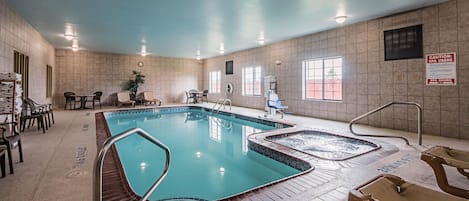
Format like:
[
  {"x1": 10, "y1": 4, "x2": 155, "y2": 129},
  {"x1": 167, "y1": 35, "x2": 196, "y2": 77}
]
[{"x1": 0, "y1": 103, "x2": 468, "y2": 201}]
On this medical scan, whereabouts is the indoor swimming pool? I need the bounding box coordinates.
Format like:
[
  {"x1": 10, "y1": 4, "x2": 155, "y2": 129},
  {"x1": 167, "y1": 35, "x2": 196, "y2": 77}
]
[{"x1": 104, "y1": 107, "x2": 308, "y2": 200}]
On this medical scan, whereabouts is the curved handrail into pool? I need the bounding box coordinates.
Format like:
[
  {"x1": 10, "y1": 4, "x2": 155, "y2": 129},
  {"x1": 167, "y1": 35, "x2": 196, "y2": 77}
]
[
  {"x1": 349, "y1": 101, "x2": 423, "y2": 145},
  {"x1": 212, "y1": 98, "x2": 232, "y2": 113},
  {"x1": 93, "y1": 127, "x2": 171, "y2": 201}
]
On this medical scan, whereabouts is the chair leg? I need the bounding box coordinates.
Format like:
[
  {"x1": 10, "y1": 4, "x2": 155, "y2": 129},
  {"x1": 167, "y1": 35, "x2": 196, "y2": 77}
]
[
  {"x1": 36, "y1": 118, "x2": 40, "y2": 131},
  {"x1": 29, "y1": 119, "x2": 34, "y2": 129},
  {"x1": 6, "y1": 143, "x2": 13, "y2": 174},
  {"x1": 19, "y1": 119, "x2": 23, "y2": 132},
  {"x1": 21, "y1": 119, "x2": 26, "y2": 132},
  {"x1": 43, "y1": 116, "x2": 48, "y2": 130},
  {"x1": 99, "y1": 101, "x2": 102, "y2": 109},
  {"x1": 50, "y1": 110, "x2": 55, "y2": 124},
  {"x1": 46, "y1": 112, "x2": 51, "y2": 127},
  {"x1": 64, "y1": 101, "x2": 68, "y2": 110},
  {"x1": 93, "y1": 102, "x2": 95, "y2": 110},
  {"x1": 0, "y1": 152, "x2": 5, "y2": 177},
  {"x1": 40, "y1": 118, "x2": 45, "y2": 134},
  {"x1": 17, "y1": 140, "x2": 23, "y2": 162}
]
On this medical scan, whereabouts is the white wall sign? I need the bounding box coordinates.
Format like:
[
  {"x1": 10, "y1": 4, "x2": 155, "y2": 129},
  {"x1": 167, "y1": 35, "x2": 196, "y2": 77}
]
[{"x1": 426, "y1": 52, "x2": 457, "y2": 85}]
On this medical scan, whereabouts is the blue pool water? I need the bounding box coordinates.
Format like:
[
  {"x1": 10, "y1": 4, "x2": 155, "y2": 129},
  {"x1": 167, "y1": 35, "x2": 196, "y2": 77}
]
[{"x1": 105, "y1": 108, "x2": 301, "y2": 200}]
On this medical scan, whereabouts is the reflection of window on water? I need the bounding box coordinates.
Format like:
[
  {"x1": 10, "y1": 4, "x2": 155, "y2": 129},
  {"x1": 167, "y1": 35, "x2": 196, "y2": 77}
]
[
  {"x1": 209, "y1": 117, "x2": 221, "y2": 142},
  {"x1": 242, "y1": 126, "x2": 261, "y2": 153}
]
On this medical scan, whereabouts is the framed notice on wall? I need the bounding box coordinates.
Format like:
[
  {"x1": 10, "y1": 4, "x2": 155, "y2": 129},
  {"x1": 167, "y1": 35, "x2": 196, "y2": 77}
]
[{"x1": 426, "y1": 52, "x2": 457, "y2": 85}]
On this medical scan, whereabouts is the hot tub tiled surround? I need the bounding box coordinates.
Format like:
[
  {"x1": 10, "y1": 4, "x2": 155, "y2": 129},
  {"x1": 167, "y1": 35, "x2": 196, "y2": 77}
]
[{"x1": 265, "y1": 130, "x2": 381, "y2": 161}]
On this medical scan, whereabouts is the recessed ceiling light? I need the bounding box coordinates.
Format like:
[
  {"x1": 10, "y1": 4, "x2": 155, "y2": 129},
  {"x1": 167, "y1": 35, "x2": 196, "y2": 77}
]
[
  {"x1": 196, "y1": 50, "x2": 201, "y2": 60},
  {"x1": 64, "y1": 24, "x2": 75, "y2": 40},
  {"x1": 335, "y1": 16, "x2": 347, "y2": 24},
  {"x1": 71, "y1": 39, "x2": 79, "y2": 51},
  {"x1": 258, "y1": 31, "x2": 265, "y2": 45},
  {"x1": 65, "y1": 34, "x2": 74, "y2": 41},
  {"x1": 140, "y1": 45, "x2": 148, "y2": 56},
  {"x1": 257, "y1": 39, "x2": 265, "y2": 45},
  {"x1": 219, "y1": 43, "x2": 225, "y2": 55}
]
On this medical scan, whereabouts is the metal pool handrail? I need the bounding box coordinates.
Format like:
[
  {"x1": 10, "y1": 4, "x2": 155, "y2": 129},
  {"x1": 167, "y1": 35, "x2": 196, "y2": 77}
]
[
  {"x1": 212, "y1": 98, "x2": 232, "y2": 113},
  {"x1": 93, "y1": 127, "x2": 171, "y2": 201},
  {"x1": 349, "y1": 101, "x2": 423, "y2": 145}
]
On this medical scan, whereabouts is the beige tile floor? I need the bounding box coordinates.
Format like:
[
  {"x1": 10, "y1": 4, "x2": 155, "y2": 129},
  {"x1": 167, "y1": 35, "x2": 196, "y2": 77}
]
[{"x1": 0, "y1": 103, "x2": 468, "y2": 201}]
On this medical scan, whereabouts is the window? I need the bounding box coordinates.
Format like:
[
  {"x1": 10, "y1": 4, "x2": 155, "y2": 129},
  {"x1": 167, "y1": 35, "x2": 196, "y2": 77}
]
[
  {"x1": 302, "y1": 57, "x2": 342, "y2": 100},
  {"x1": 209, "y1": 71, "x2": 221, "y2": 93},
  {"x1": 46, "y1": 65, "x2": 52, "y2": 98},
  {"x1": 242, "y1": 66, "x2": 261, "y2": 96},
  {"x1": 14, "y1": 51, "x2": 29, "y2": 99}
]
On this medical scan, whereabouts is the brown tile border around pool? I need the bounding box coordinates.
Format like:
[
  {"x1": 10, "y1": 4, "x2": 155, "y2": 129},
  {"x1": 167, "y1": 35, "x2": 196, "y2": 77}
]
[
  {"x1": 95, "y1": 112, "x2": 141, "y2": 201},
  {"x1": 95, "y1": 105, "x2": 317, "y2": 201}
]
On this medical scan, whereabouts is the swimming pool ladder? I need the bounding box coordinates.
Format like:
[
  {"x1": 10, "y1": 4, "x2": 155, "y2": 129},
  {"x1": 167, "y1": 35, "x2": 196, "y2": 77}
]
[
  {"x1": 212, "y1": 98, "x2": 232, "y2": 113},
  {"x1": 93, "y1": 128, "x2": 171, "y2": 201},
  {"x1": 349, "y1": 101, "x2": 423, "y2": 145}
]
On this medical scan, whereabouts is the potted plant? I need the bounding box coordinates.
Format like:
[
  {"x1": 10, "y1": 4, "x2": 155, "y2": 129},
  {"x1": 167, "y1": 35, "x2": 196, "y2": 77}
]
[{"x1": 126, "y1": 70, "x2": 145, "y2": 100}]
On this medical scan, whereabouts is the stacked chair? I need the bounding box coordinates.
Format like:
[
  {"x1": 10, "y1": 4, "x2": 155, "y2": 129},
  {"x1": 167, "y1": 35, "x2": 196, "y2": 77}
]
[
  {"x1": 0, "y1": 122, "x2": 23, "y2": 175},
  {"x1": 20, "y1": 98, "x2": 55, "y2": 134}
]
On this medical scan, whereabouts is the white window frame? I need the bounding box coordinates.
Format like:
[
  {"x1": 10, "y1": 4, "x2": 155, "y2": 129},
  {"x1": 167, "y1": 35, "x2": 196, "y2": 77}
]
[
  {"x1": 302, "y1": 57, "x2": 343, "y2": 101},
  {"x1": 209, "y1": 116, "x2": 221, "y2": 143},
  {"x1": 208, "y1": 71, "x2": 221, "y2": 93},
  {"x1": 242, "y1": 66, "x2": 262, "y2": 96}
]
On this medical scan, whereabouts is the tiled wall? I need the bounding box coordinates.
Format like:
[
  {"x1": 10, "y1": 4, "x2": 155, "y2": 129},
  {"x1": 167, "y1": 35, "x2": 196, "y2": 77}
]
[
  {"x1": 0, "y1": 0, "x2": 55, "y2": 104},
  {"x1": 203, "y1": 0, "x2": 469, "y2": 139},
  {"x1": 55, "y1": 50, "x2": 203, "y2": 107}
]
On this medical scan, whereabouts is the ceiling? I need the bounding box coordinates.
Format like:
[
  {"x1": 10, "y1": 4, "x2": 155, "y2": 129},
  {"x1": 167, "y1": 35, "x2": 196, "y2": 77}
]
[{"x1": 6, "y1": 0, "x2": 446, "y2": 59}]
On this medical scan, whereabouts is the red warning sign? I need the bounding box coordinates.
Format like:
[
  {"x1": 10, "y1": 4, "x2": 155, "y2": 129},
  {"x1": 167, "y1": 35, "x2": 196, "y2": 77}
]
[{"x1": 426, "y1": 52, "x2": 456, "y2": 85}]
